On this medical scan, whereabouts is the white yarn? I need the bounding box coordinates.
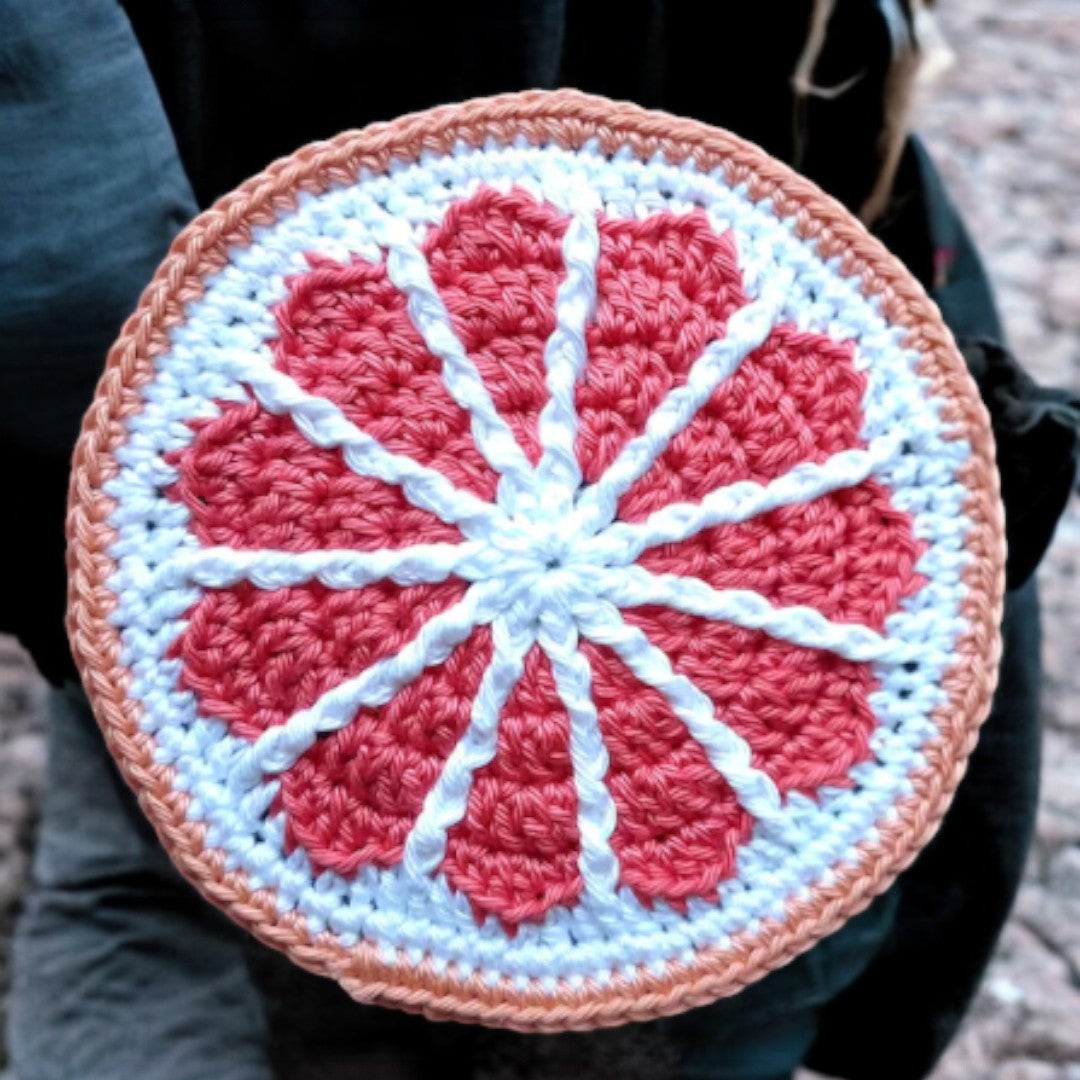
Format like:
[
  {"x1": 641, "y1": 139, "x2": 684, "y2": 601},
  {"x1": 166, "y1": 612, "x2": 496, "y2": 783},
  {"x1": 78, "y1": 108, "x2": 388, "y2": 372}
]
[
  {"x1": 574, "y1": 600, "x2": 783, "y2": 822},
  {"x1": 157, "y1": 541, "x2": 504, "y2": 591},
  {"x1": 593, "y1": 565, "x2": 921, "y2": 665},
  {"x1": 570, "y1": 272, "x2": 794, "y2": 537},
  {"x1": 583, "y1": 434, "x2": 903, "y2": 565},
  {"x1": 230, "y1": 579, "x2": 510, "y2": 786},
  {"x1": 214, "y1": 345, "x2": 500, "y2": 536},
  {"x1": 379, "y1": 213, "x2": 538, "y2": 514},
  {"x1": 402, "y1": 612, "x2": 535, "y2": 882}
]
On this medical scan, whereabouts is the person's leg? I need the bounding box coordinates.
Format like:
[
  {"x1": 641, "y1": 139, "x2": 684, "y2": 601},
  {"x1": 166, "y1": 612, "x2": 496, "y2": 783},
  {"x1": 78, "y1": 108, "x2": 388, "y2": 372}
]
[
  {"x1": 670, "y1": 895, "x2": 899, "y2": 1080},
  {"x1": 247, "y1": 939, "x2": 478, "y2": 1080},
  {"x1": 8, "y1": 684, "x2": 273, "y2": 1080}
]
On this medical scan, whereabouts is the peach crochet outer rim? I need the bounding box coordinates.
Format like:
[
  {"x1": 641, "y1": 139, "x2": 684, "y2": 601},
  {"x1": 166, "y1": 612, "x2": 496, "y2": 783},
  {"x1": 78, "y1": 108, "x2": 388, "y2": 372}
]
[{"x1": 65, "y1": 89, "x2": 1005, "y2": 1032}]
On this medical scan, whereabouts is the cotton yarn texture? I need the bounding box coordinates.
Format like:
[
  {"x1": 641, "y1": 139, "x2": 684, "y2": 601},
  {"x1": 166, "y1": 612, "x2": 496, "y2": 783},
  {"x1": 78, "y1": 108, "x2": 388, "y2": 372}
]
[{"x1": 66, "y1": 90, "x2": 1004, "y2": 1031}]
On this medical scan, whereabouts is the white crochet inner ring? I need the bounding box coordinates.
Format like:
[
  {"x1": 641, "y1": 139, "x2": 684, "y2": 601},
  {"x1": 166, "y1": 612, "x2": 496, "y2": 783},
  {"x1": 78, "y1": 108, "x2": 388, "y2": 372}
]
[{"x1": 104, "y1": 140, "x2": 972, "y2": 984}]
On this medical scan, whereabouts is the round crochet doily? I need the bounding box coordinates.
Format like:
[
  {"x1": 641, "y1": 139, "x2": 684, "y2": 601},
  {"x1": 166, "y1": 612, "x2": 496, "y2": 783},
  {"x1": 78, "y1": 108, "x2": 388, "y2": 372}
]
[{"x1": 67, "y1": 90, "x2": 1004, "y2": 1031}]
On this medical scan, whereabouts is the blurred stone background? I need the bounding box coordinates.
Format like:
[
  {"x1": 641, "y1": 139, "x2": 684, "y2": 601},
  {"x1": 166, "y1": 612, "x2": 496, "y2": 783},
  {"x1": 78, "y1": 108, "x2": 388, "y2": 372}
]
[
  {"x1": 0, "y1": 0, "x2": 1077, "y2": 1074},
  {"x1": 910, "y1": 1, "x2": 1080, "y2": 1077}
]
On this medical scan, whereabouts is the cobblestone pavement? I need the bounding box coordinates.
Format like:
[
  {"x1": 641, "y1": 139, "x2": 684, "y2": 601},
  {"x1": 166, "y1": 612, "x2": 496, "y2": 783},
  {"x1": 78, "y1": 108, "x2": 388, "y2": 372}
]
[
  {"x1": 1, "y1": 1, "x2": 1078, "y2": 1075},
  {"x1": 0, "y1": 646, "x2": 45, "y2": 1071}
]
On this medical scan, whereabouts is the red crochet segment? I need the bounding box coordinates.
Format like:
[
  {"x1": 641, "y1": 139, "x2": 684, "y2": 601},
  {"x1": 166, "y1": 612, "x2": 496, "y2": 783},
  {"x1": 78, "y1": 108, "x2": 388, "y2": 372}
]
[
  {"x1": 586, "y1": 640, "x2": 753, "y2": 909},
  {"x1": 442, "y1": 644, "x2": 583, "y2": 925},
  {"x1": 175, "y1": 579, "x2": 468, "y2": 743},
  {"x1": 168, "y1": 187, "x2": 926, "y2": 928},
  {"x1": 282, "y1": 627, "x2": 492, "y2": 876}
]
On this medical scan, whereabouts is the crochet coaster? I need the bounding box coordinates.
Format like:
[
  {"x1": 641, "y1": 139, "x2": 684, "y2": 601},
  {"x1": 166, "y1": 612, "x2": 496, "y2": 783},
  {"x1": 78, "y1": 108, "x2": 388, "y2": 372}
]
[{"x1": 67, "y1": 90, "x2": 1004, "y2": 1031}]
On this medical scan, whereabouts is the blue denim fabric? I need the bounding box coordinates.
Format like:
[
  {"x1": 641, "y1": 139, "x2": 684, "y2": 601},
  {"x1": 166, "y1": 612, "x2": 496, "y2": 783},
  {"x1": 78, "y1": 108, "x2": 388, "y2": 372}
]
[{"x1": 0, "y1": 0, "x2": 198, "y2": 687}]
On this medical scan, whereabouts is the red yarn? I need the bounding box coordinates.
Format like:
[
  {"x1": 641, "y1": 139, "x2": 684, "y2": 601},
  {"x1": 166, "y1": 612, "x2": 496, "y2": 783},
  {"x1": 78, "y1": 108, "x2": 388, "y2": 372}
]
[
  {"x1": 578, "y1": 211, "x2": 745, "y2": 483},
  {"x1": 425, "y1": 187, "x2": 569, "y2": 465},
  {"x1": 169, "y1": 403, "x2": 462, "y2": 551},
  {"x1": 441, "y1": 644, "x2": 582, "y2": 927},
  {"x1": 169, "y1": 186, "x2": 925, "y2": 926},
  {"x1": 174, "y1": 579, "x2": 468, "y2": 742}
]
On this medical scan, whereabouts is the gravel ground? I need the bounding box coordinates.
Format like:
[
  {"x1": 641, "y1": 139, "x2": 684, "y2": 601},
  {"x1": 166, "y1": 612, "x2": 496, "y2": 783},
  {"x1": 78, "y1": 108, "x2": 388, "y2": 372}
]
[{"x1": 0, "y1": 1, "x2": 1077, "y2": 1075}]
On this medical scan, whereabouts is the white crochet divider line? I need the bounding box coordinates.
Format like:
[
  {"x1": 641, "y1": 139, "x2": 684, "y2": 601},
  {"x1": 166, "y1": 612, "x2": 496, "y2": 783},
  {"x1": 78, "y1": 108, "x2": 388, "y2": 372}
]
[
  {"x1": 103, "y1": 141, "x2": 973, "y2": 983},
  {"x1": 389, "y1": 578, "x2": 629, "y2": 921},
  {"x1": 573, "y1": 598, "x2": 783, "y2": 822},
  {"x1": 375, "y1": 208, "x2": 537, "y2": 514},
  {"x1": 207, "y1": 343, "x2": 501, "y2": 538},
  {"x1": 591, "y1": 566, "x2": 937, "y2": 666},
  {"x1": 153, "y1": 541, "x2": 508, "y2": 591},
  {"x1": 230, "y1": 576, "x2": 517, "y2": 787},
  {"x1": 401, "y1": 611, "x2": 535, "y2": 882},
  {"x1": 569, "y1": 267, "x2": 796, "y2": 538},
  {"x1": 538, "y1": 605, "x2": 624, "y2": 916},
  {"x1": 581, "y1": 434, "x2": 904, "y2": 566}
]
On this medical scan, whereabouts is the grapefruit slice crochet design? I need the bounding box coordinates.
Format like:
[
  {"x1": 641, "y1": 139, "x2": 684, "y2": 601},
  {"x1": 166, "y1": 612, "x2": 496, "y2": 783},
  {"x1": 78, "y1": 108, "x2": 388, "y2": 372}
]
[{"x1": 67, "y1": 91, "x2": 1004, "y2": 1031}]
